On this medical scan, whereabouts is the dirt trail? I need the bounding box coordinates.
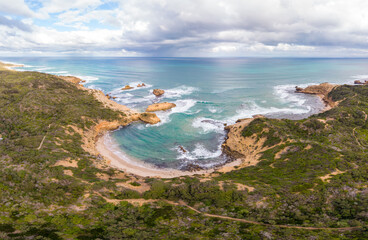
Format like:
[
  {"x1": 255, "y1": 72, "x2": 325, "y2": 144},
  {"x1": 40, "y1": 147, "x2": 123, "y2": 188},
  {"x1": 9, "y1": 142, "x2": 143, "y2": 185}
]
[
  {"x1": 97, "y1": 195, "x2": 363, "y2": 231},
  {"x1": 37, "y1": 124, "x2": 52, "y2": 150}
]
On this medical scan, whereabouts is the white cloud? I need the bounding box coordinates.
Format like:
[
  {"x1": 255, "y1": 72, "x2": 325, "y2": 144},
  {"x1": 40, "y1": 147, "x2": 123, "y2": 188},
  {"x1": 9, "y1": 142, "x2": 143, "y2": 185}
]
[
  {"x1": 212, "y1": 44, "x2": 238, "y2": 53},
  {"x1": 0, "y1": 0, "x2": 35, "y2": 17},
  {"x1": 39, "y1": 0, "x2": 103, "y2": 14}
]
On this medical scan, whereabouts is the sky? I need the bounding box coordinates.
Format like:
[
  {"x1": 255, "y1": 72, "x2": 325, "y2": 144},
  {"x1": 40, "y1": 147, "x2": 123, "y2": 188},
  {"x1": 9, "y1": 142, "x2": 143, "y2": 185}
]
[{"x1": 1, "y1": 0, "x2": 368, "y2": 57}]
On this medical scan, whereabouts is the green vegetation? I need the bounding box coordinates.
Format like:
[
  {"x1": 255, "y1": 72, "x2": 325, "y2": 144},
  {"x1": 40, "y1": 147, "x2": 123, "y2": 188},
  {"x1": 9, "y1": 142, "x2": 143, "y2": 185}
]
[{"x1": 0, "y1": 70, "x2": 368, "y2": 239}]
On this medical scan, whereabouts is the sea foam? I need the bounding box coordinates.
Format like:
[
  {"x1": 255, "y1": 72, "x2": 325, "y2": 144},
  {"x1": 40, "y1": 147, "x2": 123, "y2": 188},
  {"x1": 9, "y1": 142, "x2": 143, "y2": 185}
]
[
  {"x1": 192, "y1": 117, "x2": 225, "y2": 134},
  {"x1": 161, "y1": 85, "x2": 198, "y2": 99},
  {"x1": 149, "y1": 99, "x2": 197, "y2": 126},
  {"x1": 75, "y1": 75, "x2": 99, "y2": 83},
  {"x1": 177, "y1": 143, "x2": 223, "y2": 161}
]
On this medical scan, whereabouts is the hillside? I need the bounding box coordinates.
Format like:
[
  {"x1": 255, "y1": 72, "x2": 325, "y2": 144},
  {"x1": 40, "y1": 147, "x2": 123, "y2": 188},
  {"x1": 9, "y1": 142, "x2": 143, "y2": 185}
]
[{"x1": 0, "y1": 69, "x2": 367, "y2": 239}]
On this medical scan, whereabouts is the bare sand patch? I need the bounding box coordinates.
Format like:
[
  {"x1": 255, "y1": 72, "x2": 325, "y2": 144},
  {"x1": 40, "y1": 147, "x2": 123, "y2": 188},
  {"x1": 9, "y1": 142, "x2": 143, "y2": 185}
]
[
  {"x1": 320, "y1": 169, "x2": 346, "y2": 182},
  {"x1": 54, "y1": 158, "x2": 78, "y2": 168}
]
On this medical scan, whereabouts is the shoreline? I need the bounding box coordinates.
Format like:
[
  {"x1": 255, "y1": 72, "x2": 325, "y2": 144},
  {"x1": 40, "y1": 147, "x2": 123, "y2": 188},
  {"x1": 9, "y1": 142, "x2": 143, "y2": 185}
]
[
  {"x1": 0, "y1": 61, "x2": 339, "y2": 178},
  {"x1": 96, "y1": 133, "x2": 216, "y2": 178}
]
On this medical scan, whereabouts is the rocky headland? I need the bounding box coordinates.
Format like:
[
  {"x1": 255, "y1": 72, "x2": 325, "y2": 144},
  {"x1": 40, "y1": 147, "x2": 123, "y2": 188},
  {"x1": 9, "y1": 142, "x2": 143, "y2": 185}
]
[
  {"x1": 222, "y1": 82, "x2": 339, "y2": 171},
  {"x1": 295, "y1": 82, "x2": 338, "y2": 111}
]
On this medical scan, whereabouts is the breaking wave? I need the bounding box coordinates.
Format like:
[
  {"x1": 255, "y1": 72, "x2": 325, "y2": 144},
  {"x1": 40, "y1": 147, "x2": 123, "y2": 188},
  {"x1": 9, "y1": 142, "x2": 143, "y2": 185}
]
[{"x1": 161, "y1": 85, "x2": 198, "y2": 99}]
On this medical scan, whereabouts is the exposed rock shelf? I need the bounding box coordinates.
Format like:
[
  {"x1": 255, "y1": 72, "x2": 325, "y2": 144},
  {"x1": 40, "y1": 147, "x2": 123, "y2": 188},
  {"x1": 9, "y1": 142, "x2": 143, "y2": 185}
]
[{"x1": 146, "y1": 102, "x2": 176, "y2": 112}]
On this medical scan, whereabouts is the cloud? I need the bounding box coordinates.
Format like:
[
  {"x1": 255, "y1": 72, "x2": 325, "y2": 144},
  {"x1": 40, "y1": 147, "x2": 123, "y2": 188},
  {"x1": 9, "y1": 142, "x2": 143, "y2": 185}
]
[
  {"x1": 2, "y1": 0, "x2": 368, "y2": 56},
  {"x1": 0, "y1": 16, "x2": 32, "y2": 32},
  {"x1": 0, "y1": 0, "x2": 35, "y2": 17},
  {"x1": 39, "y1": 0, "x2": 103, "y2": 14}
]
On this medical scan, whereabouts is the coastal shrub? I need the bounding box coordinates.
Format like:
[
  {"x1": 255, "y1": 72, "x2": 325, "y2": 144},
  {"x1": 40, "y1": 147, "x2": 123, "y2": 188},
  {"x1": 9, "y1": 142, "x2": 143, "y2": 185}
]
[{"x1": 2, "y1": 70, "x2": 368, "y2": 238}]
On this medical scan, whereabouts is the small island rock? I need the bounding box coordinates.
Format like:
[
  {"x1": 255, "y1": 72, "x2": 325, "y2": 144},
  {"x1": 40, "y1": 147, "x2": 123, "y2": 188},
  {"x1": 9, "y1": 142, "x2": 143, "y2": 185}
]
[
  {"x1": 139, "y1": 112, "x2": 161, "y2": 124},
  {"x1": 153, "y1": 89, "x2": 165, "y2": 96},
  {"x1": 122, "y1": 85, "x2": 134, "y2": 90},
  {"x1": 146, "y1": 102, "x2": 176, "y2": 112}
]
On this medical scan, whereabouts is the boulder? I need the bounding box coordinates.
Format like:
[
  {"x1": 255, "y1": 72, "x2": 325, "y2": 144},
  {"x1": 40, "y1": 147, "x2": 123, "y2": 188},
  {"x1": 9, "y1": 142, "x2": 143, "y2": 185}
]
[
  {"x1": 139, "y1": 112, "x2": 161, "y2": 124},
  {"x1": 137, "y1": 83, "x2": 146, "y2": 87},
  {"x1": 146, "y1": 102, "x2": 176, "y2": 112},
  {"x1": 153, "y1": 89, "x2": 165, "y2": 96},
  {"x1": 122, "y1": 85, "x2": 134, "y2": 90}
]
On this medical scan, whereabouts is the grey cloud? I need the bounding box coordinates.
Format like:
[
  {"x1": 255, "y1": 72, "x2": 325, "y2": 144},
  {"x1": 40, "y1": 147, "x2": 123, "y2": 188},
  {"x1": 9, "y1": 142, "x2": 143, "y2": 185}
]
[{"x1": 0, "y1": 16, "x2": 32, "y2": 32}]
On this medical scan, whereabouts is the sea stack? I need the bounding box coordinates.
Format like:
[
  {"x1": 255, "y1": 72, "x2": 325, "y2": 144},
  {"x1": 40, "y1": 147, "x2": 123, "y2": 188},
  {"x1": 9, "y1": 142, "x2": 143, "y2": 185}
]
[
  {"x1": 146, "y1": 102, "x2": 176, "y2": 112},
  {"x1": 153, "y1": 89, "x2": 165, "y2": 96}
]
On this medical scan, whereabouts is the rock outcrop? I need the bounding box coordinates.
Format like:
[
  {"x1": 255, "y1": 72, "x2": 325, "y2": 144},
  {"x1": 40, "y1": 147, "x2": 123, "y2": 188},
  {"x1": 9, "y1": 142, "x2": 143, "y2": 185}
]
[
  {"x1": 146, "y1": 102, "x2": 176, "y2": 112},
  {"x1": 182, "y1": 163, "x2": 203, "y2": 172},
  {"x1": 153, "y1": 89, "x2": 165, "y2": 96},
  {"x1": 354, "y1": 80, "x2": 368, "y2": 85},
  {"x1": 295, "y1": 82, "x2": 337, "y2": 109},
  {"x1": 139, "y1": 112, "x2": 161, "y2": 124},
  {"x1": 137, "y1": 83, "x2": 146, "y2": 87},
  {"x1": 122, "y1": 85, "x2": 134, "y2": 90},
  {"x1": 222, "y1": 118, "x2": 266, "y2": 168}
]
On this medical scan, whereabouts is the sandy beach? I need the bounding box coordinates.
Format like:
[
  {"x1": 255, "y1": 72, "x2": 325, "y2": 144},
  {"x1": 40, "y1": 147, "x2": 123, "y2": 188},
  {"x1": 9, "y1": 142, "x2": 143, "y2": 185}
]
[{"x1": 96, "y1": 133, "x2": 216, "y2": 178}]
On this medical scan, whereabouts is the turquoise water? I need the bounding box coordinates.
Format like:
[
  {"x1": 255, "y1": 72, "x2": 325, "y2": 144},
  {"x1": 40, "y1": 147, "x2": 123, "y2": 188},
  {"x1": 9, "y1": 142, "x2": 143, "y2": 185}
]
[{"x1": 4, "y1": 57, "x2": 368, "y2": 169}]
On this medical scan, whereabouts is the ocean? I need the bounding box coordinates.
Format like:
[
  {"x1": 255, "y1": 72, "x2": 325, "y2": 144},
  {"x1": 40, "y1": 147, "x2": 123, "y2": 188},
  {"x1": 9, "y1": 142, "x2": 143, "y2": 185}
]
[{"x1": 3, "y1": 57, "x2": 368, "y2": 169}]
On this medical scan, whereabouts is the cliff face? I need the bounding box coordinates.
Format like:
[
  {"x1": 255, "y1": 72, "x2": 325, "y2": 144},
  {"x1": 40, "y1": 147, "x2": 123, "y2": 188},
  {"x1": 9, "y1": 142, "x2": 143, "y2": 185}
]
[{"x1": 222, "y1": 117, "x2": 269, "y2": 168}]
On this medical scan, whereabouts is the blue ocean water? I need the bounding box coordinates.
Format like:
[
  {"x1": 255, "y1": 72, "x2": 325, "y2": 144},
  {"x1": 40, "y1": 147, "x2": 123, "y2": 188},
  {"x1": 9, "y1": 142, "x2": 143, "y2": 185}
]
[{"x1": 4, "y1": 57, "x2": 368, "y2": 169}]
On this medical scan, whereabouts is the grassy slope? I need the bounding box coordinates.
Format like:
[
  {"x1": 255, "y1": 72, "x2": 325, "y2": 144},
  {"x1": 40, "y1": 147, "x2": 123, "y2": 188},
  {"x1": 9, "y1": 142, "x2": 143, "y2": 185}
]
[{"x1": 0, "y1": 70, "x2": 367, "y2": 239}]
